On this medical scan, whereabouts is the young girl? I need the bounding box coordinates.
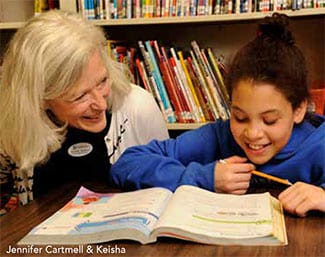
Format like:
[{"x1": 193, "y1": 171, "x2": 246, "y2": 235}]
[{"x1": 111, "y1": 13, "x2": 325, "y2": 217}]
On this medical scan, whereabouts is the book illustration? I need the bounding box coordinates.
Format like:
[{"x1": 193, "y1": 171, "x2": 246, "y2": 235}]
[
  {"x1": 21, "y1": 187, "x2": 171, "y2": 243},
  {"x1": 19, "y1": 185, "x2": 287, "y2": 246}
]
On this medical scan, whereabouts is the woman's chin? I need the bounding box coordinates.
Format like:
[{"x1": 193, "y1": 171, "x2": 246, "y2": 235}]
[{"x1": 79, "y1": 117, "x2": 107, "y2": 133}]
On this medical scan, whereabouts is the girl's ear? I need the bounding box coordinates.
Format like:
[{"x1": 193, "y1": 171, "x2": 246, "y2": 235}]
[{"x1": 293, "y1": 99, "x2": 308, "y2": 124}]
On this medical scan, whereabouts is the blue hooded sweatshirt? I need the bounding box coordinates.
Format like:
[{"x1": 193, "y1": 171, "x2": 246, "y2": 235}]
[{"x1": 111, "y1": 115, "x2": 325, "y2": 192}]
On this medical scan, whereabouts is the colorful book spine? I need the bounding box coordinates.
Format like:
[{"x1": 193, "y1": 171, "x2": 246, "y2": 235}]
[
  {"x1": 153, "y1": 42, "x2": 187, "y2": 123},
  {"x1": 133, "y1": 0, "x2": 141, "y2": 18},
  {"x1": 161, "y1": 46, "x2": 190, "y2": 123},
  {"x1": 140, "y1": 41, "x2": 176, "y2": 123},
  {"x1": 178, "y1": 51, "x2": 206, "y2": 122},
  {"x1": 135, "y1": 58, "x2": 151, "y2": 93},
  {"x1": 201, "y1": 49, "x2": 230, "y2": 120},
  {"x1": 169, "y1": 56, "x2": 193, "y2": 122},
  {"x1": 191, "y1": 41, "x2": 229, "y2": 120},
  {"x1": 48, "y1": 0, "x2": 57, "y2": 10},
  {"x1": 189, "y1": 49, "x2": 220, "y2": 120},
  {"x1": 88, "y1": 0, "x2": 96, "y2": 19},
  {"x1": 189, "y1": 0, "x2": 196, "y2": 15},
  {"x1": 144, "y1": 41, "x2": 177, "y2": 123},
  {"x1": 93, "y1": 0, "x2": 101, "y2": 19},
  {"x1": 138, "y1": 42, "x2": 167, "y2": 120},
  {"x1": 186, "y1": 56, "x2": 215, "y2": 121},
  {"x1": 170, "y1": 47, "x2": 201, "y2": 122},
  {"x1": 34, "y1": 0, "x2": 46, "y2": 16},
  {"x1": 164, "y1": 0, "x2": 170, "y2": 16},
  {"x1": 207, "y1": 48, "x2": 230, "y2": 106}
]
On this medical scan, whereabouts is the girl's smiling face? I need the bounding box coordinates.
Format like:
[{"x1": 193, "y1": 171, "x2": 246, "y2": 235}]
[{"x1": 230, "y1": 80, "x2": 306, "y2": 165}]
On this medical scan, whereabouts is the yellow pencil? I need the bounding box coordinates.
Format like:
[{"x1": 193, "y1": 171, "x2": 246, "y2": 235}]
[
  {"x1": 251, "y1": 170, "x2": 292, "y2": 186},
  {"x1": 219, "y1": 159, "x2": 292, "y2": 186}
]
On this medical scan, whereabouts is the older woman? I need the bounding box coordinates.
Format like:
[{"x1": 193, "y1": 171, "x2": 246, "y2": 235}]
[{"x1": 0, "y1": 10, "x2": 169, "y2": 215}]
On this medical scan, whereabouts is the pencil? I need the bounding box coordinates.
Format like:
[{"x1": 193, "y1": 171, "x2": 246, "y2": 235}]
[
  {"x1": 251, "y1": 170, "x2": 292, "y2": 186},
  {"x1": 219, "y1": 159, "x2": 292, "y2": 186}
]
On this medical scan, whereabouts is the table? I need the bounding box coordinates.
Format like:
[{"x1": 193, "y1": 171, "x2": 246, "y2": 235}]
[{"x1": 1, "y1": 182, "x2": 324, "y2": 257}]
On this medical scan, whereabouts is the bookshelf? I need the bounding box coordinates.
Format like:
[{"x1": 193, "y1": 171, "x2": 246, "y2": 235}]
[
  {"x1": 0, "y1": 9, "x2": 323, "y2": 28},
  {"x1": 0, "y1": 6, "x2": 324, "y2": 130}
]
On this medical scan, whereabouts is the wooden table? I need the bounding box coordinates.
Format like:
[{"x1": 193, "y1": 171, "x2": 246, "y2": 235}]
[{"x1": 1, "y1": 182, "x2": 324, "y2": 257}]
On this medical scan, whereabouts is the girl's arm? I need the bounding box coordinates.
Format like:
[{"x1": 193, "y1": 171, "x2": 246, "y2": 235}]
[
  {"x1": 278, "y1": 182, "x2": 325, "y2": 217},
  {"x1": 111, "y1": 123, "x2": 223, "y2": 192}
]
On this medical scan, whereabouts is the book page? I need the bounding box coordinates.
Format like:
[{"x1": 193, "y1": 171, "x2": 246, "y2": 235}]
[
  {"x1": 270, "y1": 196, "x2": 288, "y2": 244},
  {"x1": 154, "y1": 185, "x2": 274, "y2": 240},
  {"x1": 29, "y1": 187, "x2": 172, "y2": 238}
]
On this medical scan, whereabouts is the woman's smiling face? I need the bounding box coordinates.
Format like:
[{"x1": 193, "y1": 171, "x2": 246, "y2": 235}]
[
  {"x1": 230, "y1": 79, "x2": 306, "y2": 165},
  {"x1": 46, "y1": 51, "x2": 110, "y2": 133}
]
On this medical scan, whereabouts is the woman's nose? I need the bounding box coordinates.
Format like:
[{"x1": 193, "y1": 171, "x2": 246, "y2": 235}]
[{"x1": 90, "y1": 90, "x2": 107, "y2": 110}]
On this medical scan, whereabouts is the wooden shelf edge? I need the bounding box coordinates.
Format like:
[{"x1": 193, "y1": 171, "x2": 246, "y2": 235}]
[
  {"x1": 167, "y1": 123, "x2": 209, "y2": 130},
  {"x1": 0, "y1": 21, "x2": 25, "y2": 29},
  {"x1": 1, "y1": 8, "x2": 324, "y2": 29}
]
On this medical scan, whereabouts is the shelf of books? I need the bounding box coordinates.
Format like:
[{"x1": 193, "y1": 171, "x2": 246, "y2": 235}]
[
  {"x1": 94, "y1": 8, "x2": 325, "y2": 26},
  {"x1": 0, "y1": 8, "x2": 324, "y2": 29},
  {"x1": 93, "y1": 8, "x2": 324, "y2": 25},
  {"x1": 0, "y1": 1, "x2": 324, "y2": 130},
  {"x1": 108, "y1": 39, "x2": 231, "y2": 128}
]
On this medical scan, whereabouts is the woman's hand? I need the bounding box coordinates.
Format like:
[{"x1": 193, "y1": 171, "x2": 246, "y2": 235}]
[
  {"x1": 279, "y1": 182, "x2": 325, "y2": 217},
  {"x1": 214, "y1": 156, "x2": 254, "y2": 195}
]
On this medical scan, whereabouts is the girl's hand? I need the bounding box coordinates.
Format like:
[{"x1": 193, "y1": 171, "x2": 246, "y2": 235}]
[
  {"x1": 214, "y1": 156, "x2": 255, "y2": 195},
  {"x1": 279, "y1": 182, "x2": 325, "y2": 217}
]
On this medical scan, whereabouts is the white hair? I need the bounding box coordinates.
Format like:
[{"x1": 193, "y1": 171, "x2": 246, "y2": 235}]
[{"x1": 0, "y1": 10, "x2": 131, "y2": 170}]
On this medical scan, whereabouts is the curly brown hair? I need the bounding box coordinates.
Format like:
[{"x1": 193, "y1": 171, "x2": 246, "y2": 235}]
[{"x1": 226, "y1": 12, "x2": 309, "y2": 111}]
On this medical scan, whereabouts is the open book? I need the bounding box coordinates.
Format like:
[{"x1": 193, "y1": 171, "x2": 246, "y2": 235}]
[{"x1": 19, "y1": 185, "x2": 287, "y2": 246}]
